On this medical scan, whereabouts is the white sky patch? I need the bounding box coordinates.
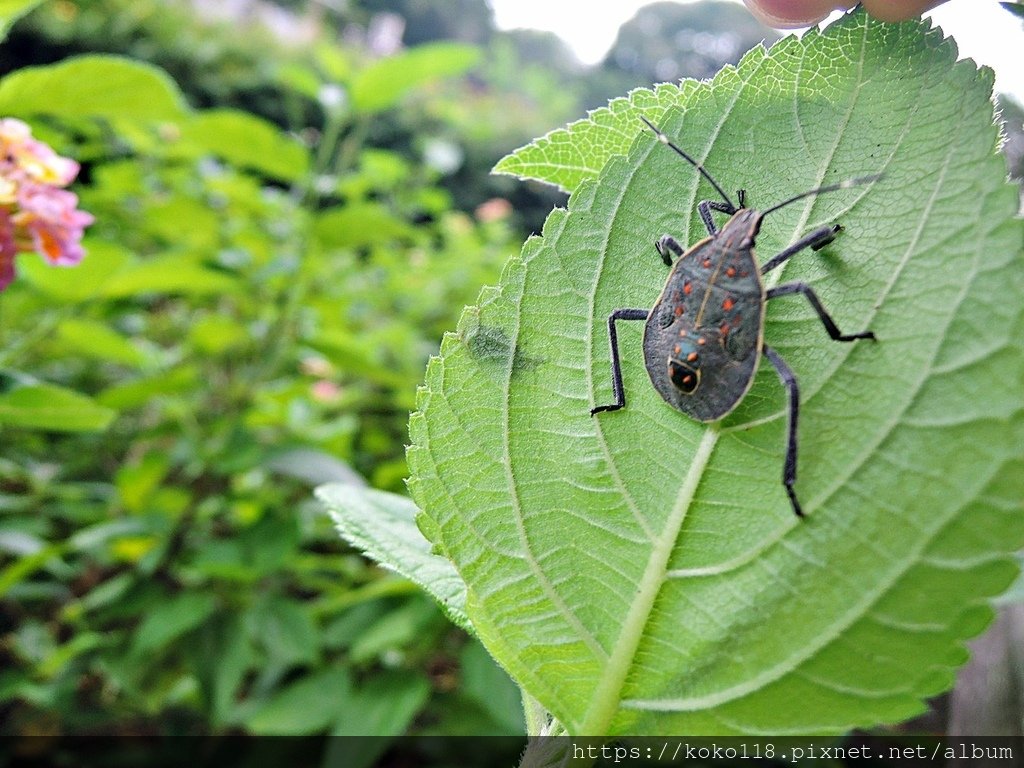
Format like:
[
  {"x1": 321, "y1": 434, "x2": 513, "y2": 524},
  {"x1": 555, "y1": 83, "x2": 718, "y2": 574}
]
[{"x1": 487, "y1": 0, "x2": 1024, "y2": 103}]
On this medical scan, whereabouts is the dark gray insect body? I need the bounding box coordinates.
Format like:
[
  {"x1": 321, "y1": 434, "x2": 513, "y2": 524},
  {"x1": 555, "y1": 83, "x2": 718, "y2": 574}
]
[
  {"x1": 592, "y1": 118, "x2": 879, "y2": 517},
  {"x1": 643, "y1": 209, "x2": 765, "y2": 421}
]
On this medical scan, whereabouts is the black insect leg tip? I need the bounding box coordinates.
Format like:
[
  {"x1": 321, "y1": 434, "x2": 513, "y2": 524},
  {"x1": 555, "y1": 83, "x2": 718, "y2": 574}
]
[
  {"x1": 810, "y1": 224, "x2": 842, "y2": 252},
  {"x1": 766, "y1": 282, "x2": 877, "y2": 343},
  {"x1": 786, "y1": 485, "x2": 805, "y2": 518},
  {"x1": 592, "y1": 308, "x2": 648, "y2": 417},
  {"x1": 656, "y1": 235, "x2": 683, "y2": 266}
]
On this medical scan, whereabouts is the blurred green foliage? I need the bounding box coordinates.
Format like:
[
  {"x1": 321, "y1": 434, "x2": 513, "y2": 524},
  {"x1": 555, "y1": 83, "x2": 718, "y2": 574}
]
[{"x1": 0, "y1": 0, "x2": 532, "y2": 751}]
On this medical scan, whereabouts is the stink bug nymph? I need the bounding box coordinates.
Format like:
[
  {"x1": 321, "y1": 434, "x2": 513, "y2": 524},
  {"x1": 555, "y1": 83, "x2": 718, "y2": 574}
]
[{"x1": 591, "y1": 117, "x2": 879, "y2": 518}]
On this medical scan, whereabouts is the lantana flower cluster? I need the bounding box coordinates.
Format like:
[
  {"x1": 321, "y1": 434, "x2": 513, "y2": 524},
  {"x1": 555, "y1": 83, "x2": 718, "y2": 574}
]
[{"x1": 0, "y1": 118, "x2": 93, "y2": 291}]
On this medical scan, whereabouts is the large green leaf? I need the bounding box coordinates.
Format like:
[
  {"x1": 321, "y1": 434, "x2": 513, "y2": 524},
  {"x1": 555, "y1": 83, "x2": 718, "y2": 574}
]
[
  {"x1": 181, "y1": 109, "x2": 310, "y2": 182},
  {"x1": 350, "y1": 42, "x2": 480, "y2": 114},
  {"x1": 0, "y1": 383, "x2": 116, "y2": 432},
  {"x1": 0, "y1": 55, "x2": 187, "y2": 121},
  {"x1": 406, "y1": 12, "x2": 1024, "y2": 737}
]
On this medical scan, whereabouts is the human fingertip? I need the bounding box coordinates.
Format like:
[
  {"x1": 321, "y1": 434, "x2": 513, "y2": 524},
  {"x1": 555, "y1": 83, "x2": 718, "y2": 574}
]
[
  {"x1": 860, "y1": 0, "x2": 948, "y2": 22},
  {"x1": 741, "y1": 0, "x2": 837, "y2": 28}
]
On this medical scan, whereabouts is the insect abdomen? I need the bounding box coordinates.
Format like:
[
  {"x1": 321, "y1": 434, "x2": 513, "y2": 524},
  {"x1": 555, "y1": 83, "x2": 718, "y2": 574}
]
[{"x1": 641, "y1": 239, "x2": 764, "y2": 421}]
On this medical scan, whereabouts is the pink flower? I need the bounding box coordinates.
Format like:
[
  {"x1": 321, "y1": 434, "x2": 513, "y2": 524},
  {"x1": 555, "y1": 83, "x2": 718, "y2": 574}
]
[
  {"x1": 0, "y1": 118, "x2": 91, "y2": 291},
  {"x1": 12, "y1": 184, "x2": 94, "y2": 266}
]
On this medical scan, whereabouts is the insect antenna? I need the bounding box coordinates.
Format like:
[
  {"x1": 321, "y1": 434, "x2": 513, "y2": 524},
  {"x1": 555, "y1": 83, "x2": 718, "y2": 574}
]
[
  {"x1": 639, "y1": 116, "x2": 737, "y2": 213},
  {"x1": 762, "y1": 174, "x2": 882, "y2": 217}
]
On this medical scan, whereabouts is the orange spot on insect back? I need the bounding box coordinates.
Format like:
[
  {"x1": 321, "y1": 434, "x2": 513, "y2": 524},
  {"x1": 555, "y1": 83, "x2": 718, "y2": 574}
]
[
  {"x1": 683, "y1": 282, "x2": 692, "y2": 295},
  {"x1": 674, "y1": 305, "x2": 684, "y2": 317},
  {"x1": 726, "y1": 266, "x2": 736, "y2": 277},
  {"x1": 702, "y1": 258, "x2": 712, "y2": 268},
  {"x1": 722, "y1": 297, "x2": 735, "y2": 311},
  {"x1": 686, "y1": 352, "x2": 698, "y2": 362}
]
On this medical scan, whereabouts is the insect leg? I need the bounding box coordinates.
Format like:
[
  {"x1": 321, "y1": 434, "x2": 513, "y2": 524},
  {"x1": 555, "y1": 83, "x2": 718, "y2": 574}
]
[
  {"x1": 591, "y1": 308, "x2": 649, "y2": 415},
  {"x1": 759, "y1": 224, "x2": 841, "y2": 274},
  {"x1": 762, "y1": 345, "x2": 804, "y2": 518},
  {"x1": 655, "y1": 235, "x2": 683, "y2": 266},
  {"x1": 696, "y1": 199, "x2": 737, "y2": 236},
  {"x1": 766, "y1": 282, "x2": 876, "y2": 342}
]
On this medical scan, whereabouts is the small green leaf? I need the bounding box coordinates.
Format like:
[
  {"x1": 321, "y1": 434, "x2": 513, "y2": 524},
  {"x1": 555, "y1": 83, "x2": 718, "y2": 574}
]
[
  {"x1": 0, "y1": 542, "x2": 64, "y2": 597},
  {"x1": 99, "y1": 257, "x2": 237, "y2": 298},
  {"x1": 0, "y1": 0, "x2": 43, "y2": 43},
  {"x1": 349, "y1": 597, "x2": 439, "y2": 664},
  {"x1": 0, "y1": 55, "x2": 187, "y2": 121},
  {"x1": 132, "y1": 592, "x2": 218, "y2": 655},
  {"x1": 246, "y1": 668, "x2": 352, "y2": 735},
  {"x1": 241, "y1": 516, "x2": 300, "y2": 575},
  {"x1": 317, "y1": 485, "x2": 469, "y2": 631},
  {"x1": 350, "y1": 42, "x2": 480, "y2": 113},
  {"x1": 182, "y1": 109, "x2": 310, "y2": 182},
  {"x1": 68, "y1": 519, "x2": 150, "y2": 551},
  {"x1": 250, "y1": 598, "x2": 319, "y2": 667},
  {"x1": 188, "y1": 315, "x2": 248, "y2": 354},
  {"x1": 77, "y1": 573, "x2": 134, "y2": 613},
  {"x1": 266, "y1": 448, "x2": 364, "y2": 487},
  {"x1": 0, "y1": 383, "x2": 115, "y2": 432},
  {"x1": 38, "y1": 632, "x2": 104, "y2": 678},
  {"x1": 191, "y1": 613, "x2": 253, "y2": 727},
  {"x1": 408, "y1": 12, "x2": 1024, "y2": 736},
  {"x1": 313, "y1": 203, "x2": 416, "y2": 250},
  {"x1": 96, "y1": 366, "x2": 198, "y2": 410},
  {"x1": 332, "y1": 670, "x2": 430, "y2": 736},
  {"x1": 19, "y1": 240, "x2": 131, "y2": 302},
  {"x1": 54, "y1": 319, "x2": 147, "y2": 367}
]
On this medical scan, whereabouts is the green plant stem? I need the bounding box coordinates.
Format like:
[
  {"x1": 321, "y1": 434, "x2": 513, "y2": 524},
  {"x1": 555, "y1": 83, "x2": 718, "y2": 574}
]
[
  {"x1": 309, "y1": 574, "x2": 420, "y2": 618},
  {"x1": 251, "y1": 107, "x2": 353, "y2": 386}
]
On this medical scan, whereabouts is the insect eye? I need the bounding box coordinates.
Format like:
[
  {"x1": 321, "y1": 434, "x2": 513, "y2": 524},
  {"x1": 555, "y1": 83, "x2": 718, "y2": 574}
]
[{"x1": 667, "y1": 358, "x2": 700, "y2": 394}]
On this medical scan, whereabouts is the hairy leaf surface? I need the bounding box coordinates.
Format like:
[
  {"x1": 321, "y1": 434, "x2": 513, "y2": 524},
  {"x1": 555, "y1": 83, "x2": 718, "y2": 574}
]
[
  {"x1": 406, "y1": 12, "x2": 1024, "y2": 735},
  {"x1": 318, "y1": 485, "x2": 470, "y2": 631}
]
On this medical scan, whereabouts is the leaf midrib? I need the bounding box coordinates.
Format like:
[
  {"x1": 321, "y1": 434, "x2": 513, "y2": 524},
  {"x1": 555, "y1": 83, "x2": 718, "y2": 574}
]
[
  {"x1": 621, "y1": 60, "x2": 1004, "y2": 716},
  {"x1": 580, "y1": 51, "x2": 771, "y2": 737},
  {"x1": 579, "y1": 20, "x2": 872, "y2": 735}
]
